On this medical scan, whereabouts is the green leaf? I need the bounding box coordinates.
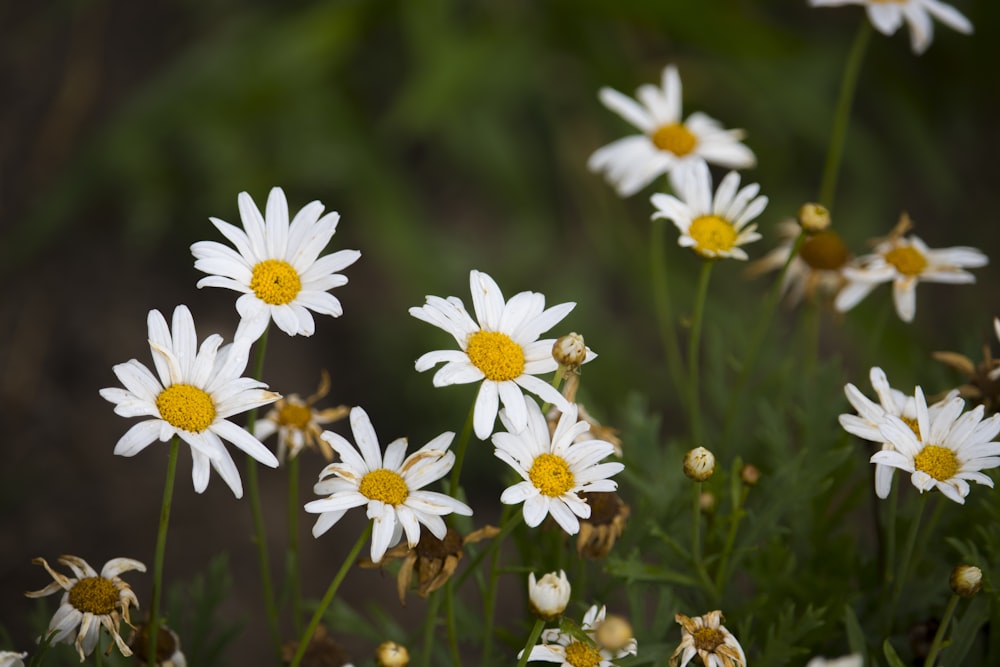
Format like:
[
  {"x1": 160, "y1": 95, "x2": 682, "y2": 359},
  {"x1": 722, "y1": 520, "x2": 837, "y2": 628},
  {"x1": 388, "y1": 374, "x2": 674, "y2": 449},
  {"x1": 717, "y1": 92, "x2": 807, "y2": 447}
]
[{"x1": 883, "y1": 639, "x2": 907, "y2": 667}]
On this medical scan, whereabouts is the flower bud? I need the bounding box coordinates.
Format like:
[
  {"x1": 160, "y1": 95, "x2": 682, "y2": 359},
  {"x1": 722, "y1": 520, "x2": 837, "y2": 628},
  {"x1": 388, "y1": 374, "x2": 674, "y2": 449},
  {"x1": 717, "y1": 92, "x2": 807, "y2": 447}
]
[
  {"x1": 740, "y1": 463, "x2": 760, "y2": 486},
  {"x1": 699, "y1": 491, "x2": 717, "y2": 514},
  {"x1": 950, "y1": 564, "x2": 983, "y2": 598},
  {"x1": 684, "y1": 447, "x2": 715, "y2": 482},
  {"x1": 798, "y1": 202, "x2": 831, "y2": 233},
  {"x1": 553, "y1": 333, "x2": 588, "y2": 370},
  {"x1": 376, "y1": 641, "x2": 410, "y2": 667},
  {"x1": 528, "y1": 570, "x2": 571, "y2": 621},
  {"x1": 594, "y1": 614, "x2": 634, "y2": 652}
]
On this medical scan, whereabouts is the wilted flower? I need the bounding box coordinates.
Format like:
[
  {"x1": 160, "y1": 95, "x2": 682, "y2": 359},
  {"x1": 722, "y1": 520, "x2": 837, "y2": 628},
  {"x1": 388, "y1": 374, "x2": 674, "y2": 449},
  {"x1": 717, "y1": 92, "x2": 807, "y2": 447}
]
[
  {"x1": 255, "y1": 370, "x2": 350, "y2": 463},
  {"x1": 281, "y1": 625, "x2": 353, "y2": 667},
  {"x1": 576, "y1": 491, "x2": 630, "y2": 559},
  {"x1": 129, "y1": 623, "x2": 187, "y2": 667},
  {"x1": 670, "y1": 610, "x2": 746, "y2": 667},
  {"x1": 748, "y1": 220, "x2": 850, "y2": 307},
  {"x1": 933, "y1": 319, "x2": 1000, "y2": 413}
]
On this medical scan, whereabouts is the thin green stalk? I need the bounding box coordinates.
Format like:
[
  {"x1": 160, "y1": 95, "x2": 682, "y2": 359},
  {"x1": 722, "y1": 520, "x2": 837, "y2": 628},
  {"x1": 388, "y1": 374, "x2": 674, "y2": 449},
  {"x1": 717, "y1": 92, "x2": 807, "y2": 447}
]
[
  {"x1": 688, "y1": 261, "x2": 714, "y2": 445},
  {"x1": 818, "y1": 19, "x2": 873, "y2": 208},
  {"x1": 924, "y1": 593, "x2": 960, "y2": 667},
  {"x1": 882, "y1": 481, "x2": 899, "y2": 586},
  {"x1": 445, "y1": 578, "x2": 461, "y2": 667},
  {"x1": 651, "y1": 219, "x2": 688, "y2": 404},
  {"x1": 147, "y1": 437, "x2": 180, "y2": 666},
  {"x1": 287, "y1": 454, "x2": 303, "y2": 635},
  {"x1": 515, "y1": 618, "x2": 546, "y2": 667},
  {"x1": 243, "y1": 327, "x2": 281, "y2": 658},
  {"x1": 93, "y1": 635, "x2": 103, "y2": 667},
  {"x1": 482, "y1": 507, "x2": 522, "y2": 667},
  {"x1": 714, "y1": 486, "x2": 750, "y2": 595},
  {"x1": 28, "y1": 631, "x2": 56, "y2": 667},
  {"x1": 447, "y1": 402, "x2": 476, "y2": 496},
  {"x1": 289, "y1": 523, "x2": 372, "y2": 667},
  {"x1": 420, "y1": 590, "x2": 444, "y2": 667},
  {"x1": 886, "y1": 493, "x2": 929, "y2": 631}
]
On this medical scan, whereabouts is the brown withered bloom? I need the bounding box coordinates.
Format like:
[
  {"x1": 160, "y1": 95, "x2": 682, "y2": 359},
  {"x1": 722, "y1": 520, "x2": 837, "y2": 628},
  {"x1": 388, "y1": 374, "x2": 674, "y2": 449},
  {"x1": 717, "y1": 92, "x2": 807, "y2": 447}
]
[
  {"x1": 576, "y1": 491, "x2": 630, "y2": 558},
  {"x1": 281, "y1": 625, "x2": 352, "y2": 667},
  {"x1": 933, "y1": 322, "x2": 1000, "y2": 413},
  {"x1": 254, "y1": 370, "x2": 350, "y2": 463},
  {"x1": 670, "y1": 610, "x2": 746, "y2": 667},
  {"x1": 129, "y1": 623, "x2": 186, "y2": 667},
  {"x1": 360, "y1": 526, "x2": 499, "y2": 605}
]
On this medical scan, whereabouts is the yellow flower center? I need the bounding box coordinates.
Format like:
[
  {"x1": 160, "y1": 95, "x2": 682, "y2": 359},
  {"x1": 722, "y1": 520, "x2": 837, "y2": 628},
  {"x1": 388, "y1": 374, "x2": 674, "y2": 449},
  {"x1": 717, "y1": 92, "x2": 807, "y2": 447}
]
[
  {"x1": 529, "y1": 453, "x2": 575, "y2": 497},
  {"x1": 278, "y1": 402, "x2": 313, "y2": 429},
  {"x1": 68, "y1": 577, "x2": 118, "y2": 616},
  {"x1": 799, "y1": 231, "x2": 849, "y2": 270},
  {"x1": 359, "y1": 468, "x2": 409, "y2": 505},
  {"x1": 900, "y1": 416, "x2": 921, "y2": 438},
  {"x1": 651, "y1": 122, "x2": 697, "y2": 157},
  {"x1": 914, "y1": 445, "x2": 959, "y2": 482},
  {"x1": 156, "y1": 384, "x2": 216, "y2": 433},
  {"x1": 689, "y1": 215, "x2": 737, "y2": 256},
  {"x1": 250, "y1": 259, "x2": 302, "y2": 305},
  {"x1": 564, "y1": 641, "x2": 602, "y2": 667},
  {"x1": 884, "y1": 246, "x2": 927, "y2": 276},
  {"x1": 692, "y1": 626, "x2": 726, "y2": 652},
  {"x1": 465, "y1": 330, "x2": 525, "y2": 382}
]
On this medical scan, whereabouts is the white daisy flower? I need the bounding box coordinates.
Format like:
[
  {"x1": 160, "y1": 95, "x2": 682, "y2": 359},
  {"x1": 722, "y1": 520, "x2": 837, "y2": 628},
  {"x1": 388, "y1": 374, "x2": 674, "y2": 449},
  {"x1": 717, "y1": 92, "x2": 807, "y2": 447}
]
[
  {"x1": 835, "y1": 229, "x2": 987, "y2": 322},
  {"x1": 748, "y1": 220, "x2": 851, "y2": 306},
  {"x1": 191, "y1": 187, "x2": 361, "y2": 343},
  {"x1": 809, "y1": 0, "x2": 972, "y2": 54},
  {"x1": 839, "y1": 366, "x2": 958, "y2": 498},
  {"x1": 588, "y1": 64, "x2": 756, "y2": 197},
  {"x1": 651, "y1": 160, "x2": 766, "y2": 260},
  {"x1": 492, "y1": 397, "x2": 623, "y2": 535},
  {"x1": 670, "y1": 610, "x2": 746, "y2": 667},
  {"x1": 25, "y1": 555, "x2": 146, "y2": 662},
  {"x1": 520, "y1": 604, "x2": 637, "y2": 667},
  {"x1": 874, "y1": 386, "x2": 1000, "y2": 504},
  {"x1": 410, "y1": 269, "x2": 594, "y2": 440},
  {"x1": 303, "y1": 407, "x2": 473, "y2": 563},
  {"x1": 100, "y1": 305, "x2": 280, "y2": 498},
  {"x1": 528, "y1": 570, "x2": 571, "y2": 621}
]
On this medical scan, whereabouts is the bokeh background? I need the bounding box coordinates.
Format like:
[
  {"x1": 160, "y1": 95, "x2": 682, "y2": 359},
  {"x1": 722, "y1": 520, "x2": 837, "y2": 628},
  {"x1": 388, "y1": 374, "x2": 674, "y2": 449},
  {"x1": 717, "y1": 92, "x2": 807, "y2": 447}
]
[{"x1": 2, "y1": 0, "x2": 999, "y2": 664}]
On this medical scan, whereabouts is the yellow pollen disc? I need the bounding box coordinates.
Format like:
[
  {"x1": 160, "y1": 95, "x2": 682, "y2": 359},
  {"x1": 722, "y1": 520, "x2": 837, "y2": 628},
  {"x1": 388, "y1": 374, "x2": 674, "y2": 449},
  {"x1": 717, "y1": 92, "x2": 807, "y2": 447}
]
[
  {"x1": 689, "y1": 215, "x2": 738, "y2": 256},
  {"x1": 278, "y1": 403, "x2": 312, "y2": 429},
  {"x1": 914, "y1": 445, "x2": 959, "y2": 482},
  {"x1": 900, "y1": 416, "x2": 921, "y2": 438},
  {"x1": 359, "y1": 468, "x2": 409, "y2": 505},
  {"x1": 799, "y1": 231, "x2": 849, "y2": 270},
  {"x1": 465, "y1": 330, "x2": 525, "y2": 382},
  {"x1": 529, "y1": 453, "x2": 575, "y2": 497},
  {"x1": 651, "y1": 122, "x2": 698, "y2": 156},
  {"x1": 68, "y1": 577, "x2": 118, "y2": 616},
  {"x1": 156, "y1": 384, "x2": 216, "y2": 433},
  {"x1": 250, "y1": 259, "x2": 302, "y2": 305},
  {"x1": 564, "y1": 641, "x2": 602, "y2": 667},
  {"x1": 692, "y1": 626, "x2": 726, "y2": 652},
  {"x1": 884, "y1": 246, "x2": 927, "y2": 276}
]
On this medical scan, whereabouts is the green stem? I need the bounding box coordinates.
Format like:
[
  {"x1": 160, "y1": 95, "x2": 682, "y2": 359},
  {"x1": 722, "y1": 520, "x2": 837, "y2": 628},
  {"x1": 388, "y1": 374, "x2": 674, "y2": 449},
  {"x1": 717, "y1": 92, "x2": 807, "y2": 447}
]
[
  {"x1": 882, "y1": 482, "x2": 899, "y2": 586},
  {"x1": 421, "y1": 589, "x2": 444, "y2": 667},
  {"x1": 287, "y1": 454, "x2": 303, "y2": 635},
  {"x1": 818, "y1": 19, "x2": 872, "y2": 208},
  {"x1": 924, "y1": 594, "x2": 960, "y2": 667},
  {"x1": 515, "y1": 618, "x2": 546, "y2": 667},
  {"x1": 289, "y1": 523, "x2": 372, "y2": 667},
  {"x1": 445, "y1": 578, "x2": 461, "y2": 667},
  {"x1": 147, "y1": 437, "x2": 179, "y2": 666},
  {"x1": 243, "y1": 327, "x2": 282, "y2": 658},
  {"x1": 93, "y1": 634, "x2": 103, "y2": 667},
  {"x1": 886, "y1": 493, "x2": 929, "y2": 632},
  {"x1": 482, "y1": 507, "x2": 522, "y2": 667},
  {"x1": 447, "y1": 402, "x2": 476, "y2": 496},
  {"x1": 651, "y1": 219, "x2": 688, "y2": 405},
  {"x1": 688, "y1": 261, "x2": 714, "y2": 445},
  {"x1": 714, "y1": 486, "x2": 750, "y2": 595}
]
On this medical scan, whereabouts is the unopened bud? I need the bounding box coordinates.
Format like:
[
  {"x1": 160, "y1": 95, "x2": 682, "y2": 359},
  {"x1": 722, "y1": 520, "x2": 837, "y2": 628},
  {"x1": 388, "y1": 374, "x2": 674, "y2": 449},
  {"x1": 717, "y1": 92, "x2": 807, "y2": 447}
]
[
  {"x1": 798, "y1": 203, "x2": 831, "y2": 233},
  {"x1": 684, "y1": 447, "x2": 715, "y2": 482},
  {"x1": 376, "y1": 641, "x2": 410, "y2": 667},
  {"x1": 553, "y1": 333, "x2": 588, "y2": 370},
  {"x1": 699, "y1": 491, "x2": 717, "y2": 514},
  {"x1": 594, "y1": 614, "x2": 634, "y2": 652},
  {"x1": 528, "y1": 570, "x2": 571, "y2": 621},
  {"x1": 950, "y1": 564, "x2": 983, "y2": 598},
  {"x1": 740, "y1": 464, "x2": 760, "y2": 486}
]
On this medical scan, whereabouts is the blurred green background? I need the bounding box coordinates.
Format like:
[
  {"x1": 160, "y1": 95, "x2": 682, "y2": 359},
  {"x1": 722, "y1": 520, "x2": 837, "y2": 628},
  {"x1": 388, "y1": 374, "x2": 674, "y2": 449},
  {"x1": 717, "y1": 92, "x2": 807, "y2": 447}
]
[{"x1": 2, "y1": 0, "x2": 998, "y2": 663}]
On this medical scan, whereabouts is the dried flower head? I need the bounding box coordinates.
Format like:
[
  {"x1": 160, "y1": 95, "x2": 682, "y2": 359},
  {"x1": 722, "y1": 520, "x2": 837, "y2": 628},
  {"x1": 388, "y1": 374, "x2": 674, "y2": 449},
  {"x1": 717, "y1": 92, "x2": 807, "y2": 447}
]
[
  {"x1": 576, "y1": 491, "x2": 630, "y2": 559},
  {"x1": 281, "y1": 625, "x2": 353, "y2": 667},
  {"x1": 25, "y1": 556, "x2": 146, "y2": 662},
  {"x1": 255, "y1": 370, "x2": 350, "y2": 463},
  {"x1": 670, "y1": 610, "x2": 746, "y2": 667},
  {"x1": 933, "y1": 320, "x2": 1000, "y2": 413},
  {"x1": 129, "y1": 623, "x2": 187, "y2": 667}
]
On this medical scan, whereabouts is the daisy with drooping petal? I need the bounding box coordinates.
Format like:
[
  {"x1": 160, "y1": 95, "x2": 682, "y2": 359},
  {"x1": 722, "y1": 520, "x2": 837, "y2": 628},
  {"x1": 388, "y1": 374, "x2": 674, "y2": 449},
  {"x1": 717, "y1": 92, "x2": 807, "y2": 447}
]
[
  {"x1": 410, "y1": 270, "x2": 593, "y2": 440},
  {"x1": 25, "y1": 555, "x2": 146, "y2": 662},
  {"x1": 873, "y1": 386, "x2": 1000, "y2": 504},
  {"x1": 809, "y1": 0, "x2": 972, "y2": 54},
  {"x1": 100, "y1": 305, "x2": 280, "y2": 498},
  {"x1": 304, "y1": 407, "x2": 473, "y2": 563},
  {"x1": 589, "y1": 64, "x2": 756, "y2": 197},
  {"x1": 748, "y1": 220, "x2": 851, "y2": 306},
  {"x1": 254, "y1": 370, "x2": 350, "y2": 464},
  {"x1": 493, "y1": 396, "x2": 623, "y2": 535},
  {"x1": 834, "y1": 215, "x2": 987, "y2": 322},
  {"x1": 840, "y1": 366, "x2": 958, "y2": 498},
  {"x1": 520, "y1": 604, "x2": 638, "y2": 667},
  {"x1": 670, "y1": 610, "x2": 746, "y2": 667},
  {"x1": 191, "y1": 187, "x2": 361, "y2": 343},
  {"x1": 651, "y1": 160, "x2": 766, "y2": 260}
]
